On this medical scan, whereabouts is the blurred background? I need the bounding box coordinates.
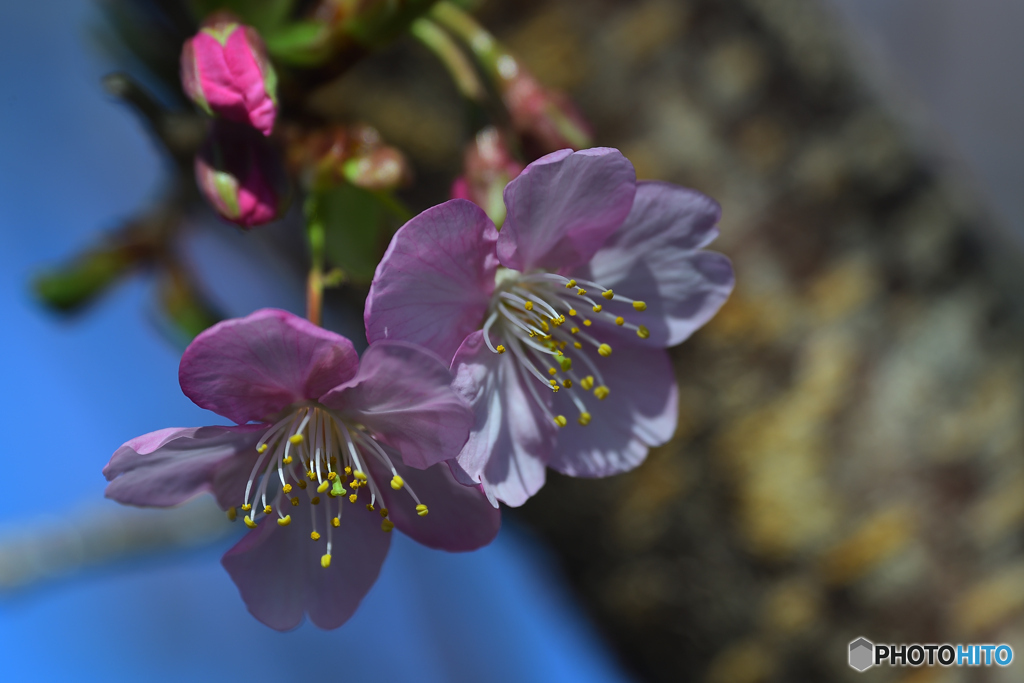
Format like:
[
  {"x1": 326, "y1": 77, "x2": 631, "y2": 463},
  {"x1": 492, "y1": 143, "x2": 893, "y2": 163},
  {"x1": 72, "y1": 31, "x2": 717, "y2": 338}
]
[{"x1": 1, "y1": 1, "x2": 1022, "y2": 682}]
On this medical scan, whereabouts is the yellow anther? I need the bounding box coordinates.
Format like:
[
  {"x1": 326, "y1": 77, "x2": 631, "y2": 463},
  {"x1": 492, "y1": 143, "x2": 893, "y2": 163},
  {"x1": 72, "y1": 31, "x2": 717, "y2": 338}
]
[
  {"x1": 380, "y1": 508, "x2": 389, "y2": 518},
  {"x1": 568, "y1": 308, "x2": 577, "y2": 316},
  {"x1": 540, "y1": 320, "x2": 549, "y2": 332},
  {"x1": 366, "y1": 504, "x2": 375, "y2": 511},
  {"x1": 296, "y1": 479, "x2": 307, "y2": 489},
  {"x1": 615, "y1": 317, "x2": 625, "y2": 326},
  {"x1": 633, "y1": 301, "x2": 647, "y2": 311},
  {"x1": 602, "y1": 290, "x2": 614, "y2": 300},
  {"x1": 577, "y1": 288, "x2": 586, "y2": 295},
  {"x1": 549, "y1": 379, "x2": 558, "y2": 387},
  {"x1": 282, "y1": 455, "x2": 293, "y2": 465},
  {"x1": 306, "y1": 470, "x2": 315, "y2": 480},
  {"x1": 243, "y1": 516, "x2": 257, "y2": 529},
  {"x1": 570, "y1": 326, "x2": 579, "y2": 334},
  {"x1": 226, "y1": 507, "x2": 237, "y2": 522},
  {"x1": 581, "y1": 376, "x2": 595, "y2": 390},
  {"x1": 256, "y1": 443, "x2": 268, "y2": 454},
  {"x1": 574, "y1": 341, "x2": 583, "y2": 349},
  {"x1": 290, "y1": 497, "x2": 299, "y2": 506},
  {"x1": 277, "y1": 515, "x2": 291, "y2": 527},
  {"x1": 552, "y1": 385, "x2": 559, "y2": 393},
  {"x1": 584, "y1": 320, "x2": 592, "y2": 327},
  {"x1": 241, "y1": 503, "x2": 252, "y2": 511},
  {"x1": 344, "y1": 466, "x2": 352, "y2": 474},
  {"x1": 288, "y1": 433, "x2": 304, "y2": 445},
  {"x1": 566, "y1": 279, "x2": 577, "y2": 288},
  {"x1": 594, "y1": 386, "x2": 610, "y2": 400},
  {"x1": 317, "y1": 481, "x2": 330, "y2": 493},
  {"x1": 416, "y1": 504, "x2": 429, "y2": 517},
  {"x1": 327, "y1": 472, "x2": 337, "y2": 481},
  {"x1": 563, "y1": 379, "x2": 573, "y2": 388},
  {"x1": 637, "y1": 325, "x2": 650, "y2": 339},
  {"x1": 282, "y1": 483, "x2": 292, "y2": 493},
  {"x1": 350, "y1": 480, "x2": 358, "y2": 488},
  {"x1": 598, "y1": 343, "x2": 612, "y2": 357},
  {"x1": 354, "y1": 471, "x2": 368, "y2": 481},
  {"x1": 381, "y1": 519, "x2": 395, "y2": 532},
  {"x1": 548, "y1": 367, "x2": 557, "y2": 376},
  {"x1": 592, "y1": 304, "x2": 603, "y2": 313},
  {"x1": 578, "y1": 412, "x2": 592, "y2": 426},
  {"x1": 349, "y1": 494, "x2": 358, "y2": 503},
  {"x1": 524, "y1": 301, "x2": 534, "y2": 311},
  {"x1": 311, "y1": 496, "x2": 320, "y2": 505},
  {"x1": 263, "y1": 504, "x2": 272, "y2": 515},
  {"x1": 391, "y1": 475, "x2": 405, "y2": 490},
  {"x1": 321, "y1": 554, "x2": 331, "y2": 568},
  {"x1": 496, "y1": 345, "x2": 506, "y2": 354},
  {"x1": 310, "y1": 531, "x2": 320, "y2": 541},
  {"x1": 332, "y1": 517, "x2": 340, "y2": 527},
  {"x1": 554, "y1": 415, "x2": 568, "y2": 428}
]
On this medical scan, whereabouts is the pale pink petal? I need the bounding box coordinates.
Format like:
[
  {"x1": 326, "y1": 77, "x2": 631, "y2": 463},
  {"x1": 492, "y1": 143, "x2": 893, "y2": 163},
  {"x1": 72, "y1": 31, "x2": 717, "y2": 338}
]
[
  {"x1": 103, "y1": 424, "x2": 263, "y2": 509},
  {"x1": 548, "y1": 345, "x2": 677, "y2": 478},
  {"x1": 365, "y1": 199, "x2": 499, "y2": 363},
  {"x1": 580, "y1": 181, "x2": 734, "y2": 347},
  {"x1": 365, "y1": 454, "x2": 500, "y2": 552},
  {"x1": 451, "y1": 331, "x2": 554, "y2": 507},
  {"x1": 319, "y1": 341, "x2": 472, "y2": 470},
  {"x1": 497, "y1": 148, "x2": 636, "y2": 272},
  {"x1": 221, "y1": 500, "x2": 390, "y2": 630},
  {"x1": 179, "y1": 308, "x2": 359, "y2": 425}
]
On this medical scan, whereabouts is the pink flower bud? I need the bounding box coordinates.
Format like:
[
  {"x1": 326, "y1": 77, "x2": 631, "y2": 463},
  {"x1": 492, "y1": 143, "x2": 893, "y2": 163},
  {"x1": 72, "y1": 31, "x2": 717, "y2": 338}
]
[
  {"x1": 195, "y1": 121, "x2": 289, "y2": 228},
  {"x1": 502, "y1": 70, "x2": 592, "y2": 155},
  {"x1": 450, "y1": 127, "x2": 523, "y2": 227},
  {"x1": 181, "y1": 16, "x2": 278, "y2": 136}
]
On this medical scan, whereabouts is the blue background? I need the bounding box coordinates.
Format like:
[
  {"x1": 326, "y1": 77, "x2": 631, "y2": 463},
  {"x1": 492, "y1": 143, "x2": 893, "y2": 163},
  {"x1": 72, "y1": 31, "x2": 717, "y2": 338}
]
[{"x1": 0, "y1": 2, "x2": 630, "y2": 681}]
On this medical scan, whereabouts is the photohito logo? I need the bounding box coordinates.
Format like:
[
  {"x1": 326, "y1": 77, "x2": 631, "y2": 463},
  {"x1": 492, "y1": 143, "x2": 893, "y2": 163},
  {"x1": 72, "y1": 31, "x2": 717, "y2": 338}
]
[{"x1": 848, "y1": 637, "x2": 1014, "y2": 672}]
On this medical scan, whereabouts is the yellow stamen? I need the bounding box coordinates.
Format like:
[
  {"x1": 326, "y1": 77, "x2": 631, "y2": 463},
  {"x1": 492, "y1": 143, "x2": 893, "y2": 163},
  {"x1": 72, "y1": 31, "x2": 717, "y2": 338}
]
[
  {"x1": 602, "y1": 290, "x2": 614, "y2": 300},
  {"x1": 290, "y1": 497, "x2": 299, "y2": 506},
  {"x1": 584, "y1": 320, "x2": 592, "y2": 327},
  {"x1": 277, "y1": 515, "x2": 291, "y2": 527},
  {"x1": 355, "y1": 471, "x2": 368, "y2": 481},
  {"x1": 321, "y1": 553, "x2": 331, "y2": 568},
  {"x1": 282, "y1": 455, "x2": 293, "y2": 465},
  {"x1": 256, "y1": 444, "x2": 268, "y2": 454},
  {"x1": 570, "y1": 326, "x2": 579, "y2": 334},
  {"x1": 416, "y1": 504, "x2": 429, "y2": 517},
  {"x1": 243, "y1": 516, "x2": 257, "y2": 529},
  {"x1": 226, "y1": 507, "x2": 237, "y2": 522},
  {"x1": 380, "y1": 508, "x2": 389, "y2": 518},
  {"x1": 637, "y1": 325, "x2": 650, "y2": 339},
  {"x1": 562, "y1": 379, "x2": 573, "y2": 388},
  {"x1": 311, "y1": 496, "x2": 320, "y2": 505},
  {"x1": 310, "y1": 531, "x2": 320, "y2": 541},
  {"x1": 594, "y1": 386, "x2": 610, "y2": 400},
  {"x1": 548, "y1": 367, "x2": 557, "y2": 376},
  {"x1": 574, "y1": 341, "x2": 583, "y2": 349},
  {"x1": 592, "y1": 304, "x2": 602, "y2": 313},
  {"x1": 568, "y1": 308, "x2": 577, "y2": 316},
  {"x1": 282, "y1": 483, "x2": 292, "y2": 493},
  {"x1": 263, "y1": 504, "x2": 272, "y2": 515},
  {"x1": 317, "y1": 481, "x2": 329, "y2": 493},
  {"x1": 327, "y1": 472, "x2": 337, "y2": 481},
  {"x1": 349, "y1": 493, "x2": 358, "y2": 503},
  {"x1": 524, "y1": 301, "x2": 534, "y2": 311},
  {"x1": 381, "y1": 519, "x2": 395, "y2": 532},
  {"x1": 297, "y1": 479, "x2": 307, "y2": 489},
  {"x1": 344, "y1": 466, "x2": 352, "y2": 474},
  {"x1": 633, "y1": 301, "x2": 647, "y2": 311},
  {"x1": 554, "y1": 415, "x2": 567, "y2": 428},
  {"x1": 496, "y1": 345, "x2": 506, "y2": 354},
  {"x1": 578, "y1": 412, "x2": 592, "y2": 426},
  {"x1": 598, "y1": 343, "x2": 612, "y2": 357},
  {"x1": 577, "y1": 288, "x2": 587, "y2": 296},
  {"x1": 332, "y1": 517, "x2": 340, "y2": 527},
  {"x1": 391, "y1": 475, "x2": 404, "y2": 490},
  {"x1": 288, "y1": 434, "x2": 304, "y2": 445},
  {"x1": 241, "y1": 504, "x2": 252, "y2": 511},
  {"x1": 366, "y1": 504, "x2": 375, "y2": 511},
  {"x1": 566, "y1": 279, "x2": 577, "y2": 288},
  {"x1": 580, "y1": 376, "x2": 595, "y2": 391},
  {"x1": 615, "y1": 317, "x2": 625, "y2": 326},
  {"x1": 306, "y1": 470, "x2": 315, "y2": 480}
]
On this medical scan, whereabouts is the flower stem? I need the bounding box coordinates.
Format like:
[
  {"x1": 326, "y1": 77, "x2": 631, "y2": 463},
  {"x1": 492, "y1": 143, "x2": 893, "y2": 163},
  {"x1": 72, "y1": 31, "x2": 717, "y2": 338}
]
[
  {"x1": 410, "y1": 17, "x2": 486, "y2": 103},
  {"x1": 429, "y1": 2, "x2": 504, "y2": 82},
  {"x1": 304, "y1": 195, "x2": 326, "y2": 326}
]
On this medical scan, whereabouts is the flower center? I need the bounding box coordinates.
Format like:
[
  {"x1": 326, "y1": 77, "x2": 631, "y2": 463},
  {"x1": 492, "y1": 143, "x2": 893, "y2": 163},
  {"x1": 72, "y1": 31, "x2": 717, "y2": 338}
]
[
  {"x1": 483, "y1": 268, "x2": 648, "y2": 428},
  {"x1": 225, "y1": 406, "x2": 428, "y2": 569}
]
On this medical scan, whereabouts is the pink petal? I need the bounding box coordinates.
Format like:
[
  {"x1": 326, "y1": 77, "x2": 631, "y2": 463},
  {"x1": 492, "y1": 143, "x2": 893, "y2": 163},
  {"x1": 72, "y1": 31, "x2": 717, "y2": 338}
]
[
  {"x1": 497, "y1": 148, "x2": 636, "y2": 272},
  {"x1": 221, "y1": 500, "x2": 390, "y2": 630},
  {"x1": 103, "y1": 425, "x2": 263, "y2": 509},
  {"x1": 319, "y1": 341, "x2": 472, "y2": 470},
  {"x1": 451, "y1": 331, "x2": 554, "y2": 507},
  {"x1": 366, "y1": 454, "x2": 500, "y2": 552},
  {"x1": 365, "y1": 199, "x2": 499, "y2": 363},
  {"x1": 580, "y1": 181, "x2": 734, "y2": 347},
  {"x1": 548, "y1": 346, "x2": 677, "y2": 478},
  {"x1": 179, "y1": 308, "x2": 359, "y2": 425},
  {"x1": 193, "y1": 29, "x2": 275, "y2": 135}
]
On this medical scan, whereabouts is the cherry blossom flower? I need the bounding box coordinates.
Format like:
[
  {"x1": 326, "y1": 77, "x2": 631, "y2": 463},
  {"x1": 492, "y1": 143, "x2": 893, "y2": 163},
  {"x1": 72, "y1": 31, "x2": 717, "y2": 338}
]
[
  {"x1": 104, "y1": 309, "x2": 499, "y2": 630},
  {"x1": 365, "y1": 148, "x2": 734, "y2": 506}
]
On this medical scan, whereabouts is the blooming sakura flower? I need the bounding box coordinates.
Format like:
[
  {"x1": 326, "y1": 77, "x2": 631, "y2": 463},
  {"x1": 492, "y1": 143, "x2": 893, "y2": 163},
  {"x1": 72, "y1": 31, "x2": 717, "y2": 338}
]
[
  {"x1": 365, "y1": 148, "x2": 734, "y2": 506},
  {"x1": 104, "y1": 309, "x2": 499, "y2": 630},
  {"x1": 181, "y1": 16, "x2": 278, "y2": 136}
]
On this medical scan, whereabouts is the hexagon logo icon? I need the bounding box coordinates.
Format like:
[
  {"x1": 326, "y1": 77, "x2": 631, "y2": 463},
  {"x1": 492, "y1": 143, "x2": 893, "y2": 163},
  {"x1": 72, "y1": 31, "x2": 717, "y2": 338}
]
[{"x1": 849, "y1": 637, "x2": 874, "y2": 672}]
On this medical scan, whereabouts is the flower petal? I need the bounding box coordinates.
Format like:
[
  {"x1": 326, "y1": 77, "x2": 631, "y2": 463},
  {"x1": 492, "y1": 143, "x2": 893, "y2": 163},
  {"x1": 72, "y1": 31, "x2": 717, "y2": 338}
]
[
  {"x1": 319, "y1": 341, "x2": 473, "y2": 470},
  {"x1": 221, "y1": 499, "x2": 390, "y2": 631},
  {"x1": 179, "y1": 308, "x2": 359, "y2": 425},
  {"x1": 580, "y1": 181, "x2": 734, "y2": 347},
  {"x1": 548, "y1": 346, "x2": 677, "y2": 478},
  {"x1": 451, "y1": 331, "x2": 554, "y2": 507},
  {"x1": 497, "y1": 148, "x2": 636, "y2": 272},
  {"x1": 103, "y1": 425, "x2": 263, "y2": 509},
  {"x1": 365, "y1": 199, "x2": 499, "y2": 363},
  {"x1": 366, "y1": 455, "x2": 501, "y2": 552}
]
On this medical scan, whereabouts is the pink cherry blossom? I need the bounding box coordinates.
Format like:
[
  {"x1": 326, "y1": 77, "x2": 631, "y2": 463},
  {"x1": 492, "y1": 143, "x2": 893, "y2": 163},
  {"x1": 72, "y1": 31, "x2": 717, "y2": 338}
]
[
  {"x1": 365, "y1": 148, "x2": 734, "y2": 506},
  {"x1": 104, "y1": 309, "x2": 499, "y2": 630}
]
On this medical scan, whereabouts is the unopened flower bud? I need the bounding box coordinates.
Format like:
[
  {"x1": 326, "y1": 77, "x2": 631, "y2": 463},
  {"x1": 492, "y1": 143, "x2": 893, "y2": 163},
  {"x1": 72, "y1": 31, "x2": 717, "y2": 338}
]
[
  {"x1": 181, "y1": 15, "x2": 278, "y2": 136},
  {"x1": 195, "y1": 120, "x2": 289, "y2": 227},
  {"x1": 285, "y1": 123, "x2": 409, "y2": 191},
  {"x1": 502, "y1": 68, "x2": 592, "y2": 154},
  {"x1": 450, "y1": 127, "x2": 523, "y2": 227}
]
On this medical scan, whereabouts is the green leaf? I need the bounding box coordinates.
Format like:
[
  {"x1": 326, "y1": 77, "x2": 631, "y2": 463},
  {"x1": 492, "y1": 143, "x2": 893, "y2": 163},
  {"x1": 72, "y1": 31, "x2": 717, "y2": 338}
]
[
  {"x1": 264, "y1": 21, "x2": 332, "y2": 66},
  {"x1": 318, "y1": 184, "x2": 393, "y2": 285}
]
